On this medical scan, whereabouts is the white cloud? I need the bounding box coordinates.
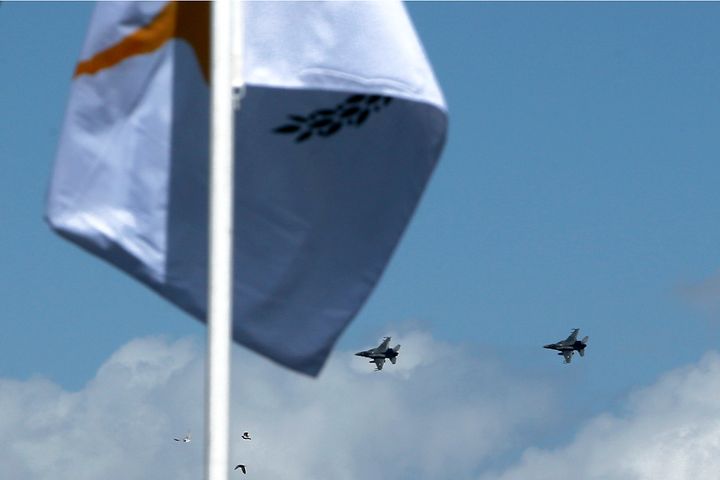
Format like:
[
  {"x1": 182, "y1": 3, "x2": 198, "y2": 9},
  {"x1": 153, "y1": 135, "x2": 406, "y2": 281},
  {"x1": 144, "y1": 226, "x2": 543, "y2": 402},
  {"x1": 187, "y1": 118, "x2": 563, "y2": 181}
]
[
  {"x1": 0, "y1": 331, "x2": 555, "y2": 480},
  {"x1": 231, "y1": 331, "x2": 556, "y2": 479},
  {"x1": 0, "y1": 337, "x2": 204, "y2": 480},
  {"x1": 677, "y1": 272, "x2": 720, "y2": 321},
  {"x1": 481, "y1": 352, "x2": 720, "y2": 480},
  {"x1": 14, "y1": 333, "x2": 720, "y2": 480}
]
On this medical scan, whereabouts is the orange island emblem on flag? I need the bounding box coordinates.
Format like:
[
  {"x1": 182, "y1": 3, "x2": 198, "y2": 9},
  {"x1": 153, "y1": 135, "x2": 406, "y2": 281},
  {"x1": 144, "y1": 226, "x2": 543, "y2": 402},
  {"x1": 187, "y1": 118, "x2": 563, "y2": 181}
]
[{"x1": 74, "y1": 1, "x2": 209, "y2": 82}]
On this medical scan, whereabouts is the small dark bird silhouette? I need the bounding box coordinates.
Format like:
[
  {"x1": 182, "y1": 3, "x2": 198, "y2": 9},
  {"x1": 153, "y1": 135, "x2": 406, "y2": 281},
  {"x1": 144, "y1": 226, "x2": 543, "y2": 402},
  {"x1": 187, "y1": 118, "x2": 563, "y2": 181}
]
[
  {"x1": 234, "y1": 464, "x2": 247, "y2": 474},
  {"x1": 241, "y1": 431, "x2": 251, "y2": 440}
]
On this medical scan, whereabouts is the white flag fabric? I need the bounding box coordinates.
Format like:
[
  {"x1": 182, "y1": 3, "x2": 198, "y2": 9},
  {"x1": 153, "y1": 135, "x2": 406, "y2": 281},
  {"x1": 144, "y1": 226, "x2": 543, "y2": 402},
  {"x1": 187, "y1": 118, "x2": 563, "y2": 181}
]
[
  {"x1": 236, "y1": 2, "x2": 444, "y2": 107},
  {"x1": 47, "y1": 1, "x2": 447, "y2": 376}
]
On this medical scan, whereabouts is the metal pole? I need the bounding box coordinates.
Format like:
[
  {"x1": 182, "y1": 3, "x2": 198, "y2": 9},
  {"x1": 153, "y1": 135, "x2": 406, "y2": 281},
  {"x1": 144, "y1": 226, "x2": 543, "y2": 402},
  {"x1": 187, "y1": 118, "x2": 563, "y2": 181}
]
[{"x1": 206, "y1": 0, "x2": 234, "y2": 478}]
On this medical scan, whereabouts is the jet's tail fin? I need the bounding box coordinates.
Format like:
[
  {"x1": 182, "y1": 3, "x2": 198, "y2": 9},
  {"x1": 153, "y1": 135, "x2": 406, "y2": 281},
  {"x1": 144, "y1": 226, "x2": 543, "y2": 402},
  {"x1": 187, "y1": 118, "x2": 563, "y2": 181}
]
[
  {"x1": 579, "y1": 337, "x2": 588, "y2": 357},
  {"x1": 389, "y1": 345, "x2": 400, "y2": 364}
]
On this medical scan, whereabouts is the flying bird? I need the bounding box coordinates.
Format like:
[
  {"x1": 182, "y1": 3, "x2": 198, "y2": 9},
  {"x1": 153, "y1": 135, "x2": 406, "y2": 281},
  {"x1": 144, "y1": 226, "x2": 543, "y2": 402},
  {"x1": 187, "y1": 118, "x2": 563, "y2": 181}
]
[
  {"x1": 174, "y1": 432, "x2": 191, "y2": 443},
  {"x1": 234, "y1": 464, "x2": 247, "y2": 474},
  {"x1": 241, "y1": 431, "x2": 251, "y2": 440}
]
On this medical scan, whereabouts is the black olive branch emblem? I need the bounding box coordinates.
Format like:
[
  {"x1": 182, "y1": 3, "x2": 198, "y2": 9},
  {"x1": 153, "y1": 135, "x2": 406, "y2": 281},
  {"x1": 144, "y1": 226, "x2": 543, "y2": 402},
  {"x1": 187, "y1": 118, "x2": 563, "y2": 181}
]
[{"x1": 273, "y1": 94, "x2": 393, "y2": 143}]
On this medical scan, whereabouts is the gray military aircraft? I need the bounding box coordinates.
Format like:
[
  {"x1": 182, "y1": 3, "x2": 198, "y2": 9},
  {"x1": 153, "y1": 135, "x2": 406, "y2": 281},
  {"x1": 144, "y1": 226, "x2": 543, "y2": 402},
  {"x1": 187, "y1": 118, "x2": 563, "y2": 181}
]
[
  {"x1": 543, "y1": 328, "x2": 589, "y2": 364},
  {"x1": 355, "y1": 337, "x2": 401, "y2": 371}
]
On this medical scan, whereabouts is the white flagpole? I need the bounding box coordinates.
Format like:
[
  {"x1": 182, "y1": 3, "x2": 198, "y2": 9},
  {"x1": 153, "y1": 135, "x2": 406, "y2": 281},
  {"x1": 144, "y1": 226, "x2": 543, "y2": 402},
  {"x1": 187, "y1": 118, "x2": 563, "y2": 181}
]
[{"x1": 207, "y1": 0, "x2": 234, "y2": 479}]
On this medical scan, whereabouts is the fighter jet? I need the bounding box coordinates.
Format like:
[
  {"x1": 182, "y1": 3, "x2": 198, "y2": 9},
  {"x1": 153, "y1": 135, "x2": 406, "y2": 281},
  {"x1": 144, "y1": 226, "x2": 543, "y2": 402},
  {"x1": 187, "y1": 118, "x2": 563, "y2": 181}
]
[
  {"x1": 174, "y1": 432, "x2": 191, "y2": 443},
  {"x1": 355, "y1": 337, "x2": 401, "y2": 371},
  {"x1": 543, "y1": 328, "x2": 589, "y2": 364}
]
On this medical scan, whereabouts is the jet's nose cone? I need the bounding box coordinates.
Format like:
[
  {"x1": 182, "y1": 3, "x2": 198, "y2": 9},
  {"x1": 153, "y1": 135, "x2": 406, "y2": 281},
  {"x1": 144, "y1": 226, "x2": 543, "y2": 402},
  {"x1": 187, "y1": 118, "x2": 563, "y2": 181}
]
[
  {"x1": 354, "y1": 352, "x2": 363, "y2": 356},
  {"x1": 543, "y1": 344, "x2": 553, "y2": 349}
]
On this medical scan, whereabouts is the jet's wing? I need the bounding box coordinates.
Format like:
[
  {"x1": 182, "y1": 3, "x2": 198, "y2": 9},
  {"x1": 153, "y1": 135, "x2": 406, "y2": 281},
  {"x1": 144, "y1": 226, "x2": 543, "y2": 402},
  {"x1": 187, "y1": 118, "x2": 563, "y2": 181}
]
[
  {"x1": 377, "y1": 337, "x2": 391, "y2": 352},
  {"x1": 564, "y1": 329, "x2": 579, "y2": 344},
  {"x1": 562, "y1": 350, "x2": 573, "y2": 364},
  {"x1": 374, "y1": 358, "x2": 385, "y2": 371}
]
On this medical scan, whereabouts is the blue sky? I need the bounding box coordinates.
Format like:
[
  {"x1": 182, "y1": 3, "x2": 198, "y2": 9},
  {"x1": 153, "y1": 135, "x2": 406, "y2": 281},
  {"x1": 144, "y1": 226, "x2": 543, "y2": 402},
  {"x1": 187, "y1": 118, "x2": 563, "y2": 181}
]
[{"x1": 3, "y1": 2, "x2": 720, "y2": 479}]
